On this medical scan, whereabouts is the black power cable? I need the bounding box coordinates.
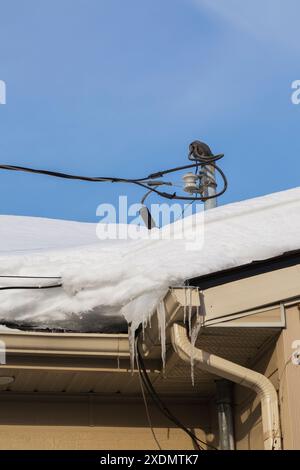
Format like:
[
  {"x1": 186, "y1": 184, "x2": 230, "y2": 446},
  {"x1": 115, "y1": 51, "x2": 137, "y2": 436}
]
[
  {"x1": 0, "y1": 284, "x2": 62, "y2": 291},
  {"x1": 136, "y1": 340, "x2": 203, "y2": 450},
  {"x1": 135, "y1": 335, "x2": 218, "y2": 451},
  {"x1": 0, "y1": 275, "x2": 61, "y2": 279},
  {"x1": 0, "y1": 153, "x2": 227, "y2": 202}
]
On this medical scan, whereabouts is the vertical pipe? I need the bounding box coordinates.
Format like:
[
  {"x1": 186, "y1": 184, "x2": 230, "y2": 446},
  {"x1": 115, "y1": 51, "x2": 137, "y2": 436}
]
[
  {"x1": 202, "y1": 162, "x2": 231, "y2": 448},
  {"x1": 203, "y1": 164, "x2": 217, "y2": 210},
  {"x1": 215, "y1": 379, "x2": 235, "y2": 450}
]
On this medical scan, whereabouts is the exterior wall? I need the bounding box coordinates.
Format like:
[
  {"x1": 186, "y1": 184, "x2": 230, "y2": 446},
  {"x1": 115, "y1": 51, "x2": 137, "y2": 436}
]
[
  {"x1": 0, "y1": 296, "x2": 299, "y2": 449},
  {"x1": 234, "y1": 342, "x2": 278, "y2": 449},
  {"x1": 0, "y1": 395, "x2": 214, "y2": 450},
  {"x1": 276, "y1": 304, "x2": 300, "y2": 449},
  {"x1": 234, "y1": 304, "x2": 300, "y2": 450}
]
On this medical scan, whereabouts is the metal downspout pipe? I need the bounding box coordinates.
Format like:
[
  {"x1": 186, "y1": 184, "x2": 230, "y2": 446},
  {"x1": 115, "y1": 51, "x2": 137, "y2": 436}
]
[
  {"x1": 170, "y1": 323, "x2": 281, "y2": 450},
  {"x1": 215, "y1": 379, "x2": 235, "y2": 450}
]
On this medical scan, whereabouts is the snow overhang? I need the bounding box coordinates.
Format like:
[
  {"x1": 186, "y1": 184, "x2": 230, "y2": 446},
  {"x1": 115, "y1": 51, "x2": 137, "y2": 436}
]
[
  {"x1": 1, "y1": 186, "x2": 300, "y2": 334},
  {"x1": 0, "y1": 261, "x2": 299, "y2": 397}
]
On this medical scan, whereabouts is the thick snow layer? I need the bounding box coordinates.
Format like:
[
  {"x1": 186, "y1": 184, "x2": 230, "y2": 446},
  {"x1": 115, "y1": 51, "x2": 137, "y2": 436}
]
[{"x1": 0, "y1": 187, "x2": 300, "y2": 332}]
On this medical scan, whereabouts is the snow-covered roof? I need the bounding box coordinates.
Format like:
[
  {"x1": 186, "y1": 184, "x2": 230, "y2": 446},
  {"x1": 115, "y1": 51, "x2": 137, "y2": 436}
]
[{"x1": 0, "y1": 186, "x2": 300, "y2": 333}]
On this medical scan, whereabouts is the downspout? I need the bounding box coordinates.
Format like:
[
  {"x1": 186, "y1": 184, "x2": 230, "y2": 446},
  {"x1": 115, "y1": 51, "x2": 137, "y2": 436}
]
[
  {"x1": 170, "y1": 323, "x2": 281, "y2": 450},
  {"x1": 215, "y1": 379, "x2": 235, "y2": 450}
]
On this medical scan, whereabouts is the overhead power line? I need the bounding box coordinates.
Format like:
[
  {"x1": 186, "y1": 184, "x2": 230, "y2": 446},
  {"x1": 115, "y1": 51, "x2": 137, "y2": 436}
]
[{"x1": 0, "y1": 149, "x2": 227, "y2": 201}]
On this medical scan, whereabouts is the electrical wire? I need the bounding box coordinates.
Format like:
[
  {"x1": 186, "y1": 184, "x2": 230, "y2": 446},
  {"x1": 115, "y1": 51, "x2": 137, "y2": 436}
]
[
  {"x1": 135, "y1": 335, "x2": 218, "y2": 450},
  {"x1": 0, "y1": 276, "x2": 62, "y2": 293},
  {"x1": 0, "y1": 160, "x2": 220, "y2": 183},
  {"x1": 0, "y1": 275, "x2": 61, "y2": 279},
  {"x1": 136, "y1": 347, "x2": 162, "y2": 450},
  {"x1": 136, "y1": 339, "x2": 203, "y2": 450},
  {"x1": 0, "y1": 284, "x2": 62, "y2": 291},
  {"x1": 0, "y1": 153, "x2": 227, "y2": 202}
]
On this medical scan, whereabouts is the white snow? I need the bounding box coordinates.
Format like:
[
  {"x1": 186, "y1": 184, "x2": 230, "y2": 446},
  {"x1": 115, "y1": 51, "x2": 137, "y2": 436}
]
[{"x1": 0, "y1": 186, "x2": 299, "y2": 334}]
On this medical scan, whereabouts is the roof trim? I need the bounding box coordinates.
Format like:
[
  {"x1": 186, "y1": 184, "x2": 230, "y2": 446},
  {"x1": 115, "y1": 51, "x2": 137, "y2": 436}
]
[{"x1": 188, "y1": 249, "x2": 300, "y2": 290}]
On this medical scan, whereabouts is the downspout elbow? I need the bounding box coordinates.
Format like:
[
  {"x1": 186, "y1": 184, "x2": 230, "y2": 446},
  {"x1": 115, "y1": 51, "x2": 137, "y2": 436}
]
[{"x1": 171, "y1": 322, "x2": 281, "y2": 450}]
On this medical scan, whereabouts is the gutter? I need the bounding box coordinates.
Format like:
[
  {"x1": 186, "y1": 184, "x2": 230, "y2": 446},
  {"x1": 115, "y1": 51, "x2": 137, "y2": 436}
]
[
  {"x1": 0, "y1": 330, "x2": 130, "y2": 358},
  {"x1": 0, "y1": 330, "x2": 167, "y2": 373},
  {"x1": 171, "y1": 323, "x2": 281, "y2": 450}
]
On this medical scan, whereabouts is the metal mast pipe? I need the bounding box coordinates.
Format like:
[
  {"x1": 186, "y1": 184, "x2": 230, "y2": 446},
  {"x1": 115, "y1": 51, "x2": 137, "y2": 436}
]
[{"x1": 203, "y1": 164, "x2": 217, "y2": 210}]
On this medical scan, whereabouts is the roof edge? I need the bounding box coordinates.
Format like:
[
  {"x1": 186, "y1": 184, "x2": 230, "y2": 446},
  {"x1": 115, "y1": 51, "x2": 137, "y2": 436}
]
[{"x1": 188, "y1": 249, "x2": 300, "y2": 290}]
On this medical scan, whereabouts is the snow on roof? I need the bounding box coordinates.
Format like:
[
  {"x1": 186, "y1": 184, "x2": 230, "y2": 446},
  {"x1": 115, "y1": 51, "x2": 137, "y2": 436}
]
[{"x1": 0, "y1": 186, "x2": 300, "y2": 333}]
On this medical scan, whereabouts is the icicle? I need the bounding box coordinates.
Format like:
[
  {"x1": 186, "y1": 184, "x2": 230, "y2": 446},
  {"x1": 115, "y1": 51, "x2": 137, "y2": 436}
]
[
  {"x1": 156, "y1": 300, "x2": 166, "y2": 372},
  {"x1": 128, "y1": 324, "x2": 135, "y2": 374},
  {"x1": 190, "y1": 315, "x2": 201, "y2": 385},
  {"x1": 190, "y1": 290, "x2": 206, "y2": 386},
  {"x1": 183, "y1": 287, "x2": 187, "y2": 324},
  {"x1": 199, "y1": 290, "x2": 206, "y2": 321},
  {"x1": 142, "y1": 316, "x2": 146, "y2": 341},
  {"x1": 188, "y1": 287, "x2": 192, "y2": 337},
  {"x1": 190, "y1": 314, "x2": 202, "y2": 386}
]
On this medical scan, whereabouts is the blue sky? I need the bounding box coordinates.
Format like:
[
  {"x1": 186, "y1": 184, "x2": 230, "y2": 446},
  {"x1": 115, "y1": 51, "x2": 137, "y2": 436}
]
[{"x1": 0, "y1": 0, "x2": 299, "y2": 222}]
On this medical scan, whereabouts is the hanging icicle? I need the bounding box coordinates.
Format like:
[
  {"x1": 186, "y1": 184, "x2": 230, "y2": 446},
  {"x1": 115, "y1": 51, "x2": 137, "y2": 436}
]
[
  {"x1": 190, "y1": 289, "x2": 206, "y2": 385},
  {"x1": 183, "y1": 287, "x2": 188, "y2": 324},
  {"x1": 157, "y1": 300, "x2": 167, "y2": 372},
  {"x1": 188, "y1": 287, "x2": 193, "y2": 337},
  {"x1": 128, "y1": 324, "x2": 136, "y2": 373}
]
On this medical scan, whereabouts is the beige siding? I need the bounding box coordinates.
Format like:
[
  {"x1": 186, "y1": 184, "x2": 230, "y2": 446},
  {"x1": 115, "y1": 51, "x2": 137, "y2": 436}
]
[
  {"x1": 234, "y1": 303, "x2": 300, "y2": 450},
  {"x1": 276, "y1": 304, "x2": 300, "y2": 450},
  {"x1": 0, "y1": 395, "x2": 215, "y2": 450},
  {"x1": 234, "y1": 343, "x2": 278, "y2": 450}
]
